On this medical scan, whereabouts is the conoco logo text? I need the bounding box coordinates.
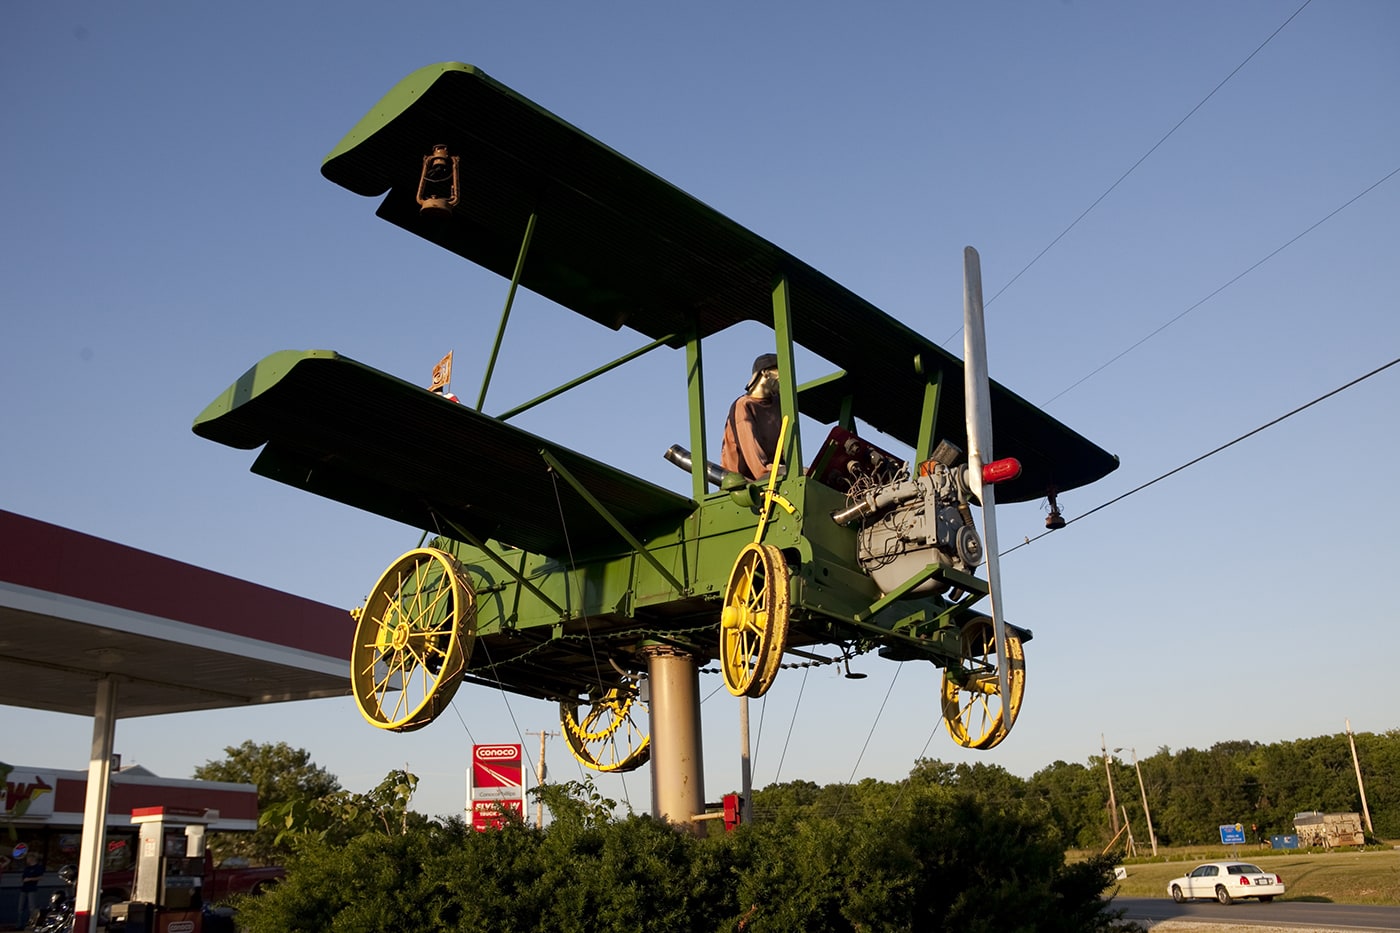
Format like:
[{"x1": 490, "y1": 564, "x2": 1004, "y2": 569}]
[{"x1": 476, "y1": 746, "x2": 520, "y2": 760}]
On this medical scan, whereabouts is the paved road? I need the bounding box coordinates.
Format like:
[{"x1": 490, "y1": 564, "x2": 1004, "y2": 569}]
[{"x1": 1114, "y1": 897, "x2": 1400, "y2": 930}]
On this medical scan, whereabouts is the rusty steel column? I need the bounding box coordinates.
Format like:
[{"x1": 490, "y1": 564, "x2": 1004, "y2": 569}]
[{"x1": 644, "y1": 644, "x2": 705, "y2": 832}]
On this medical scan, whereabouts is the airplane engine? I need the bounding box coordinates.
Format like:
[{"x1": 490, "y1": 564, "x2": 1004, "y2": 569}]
[{"x1": 832, "y1": 450, "x2": 983, "y2": 597}]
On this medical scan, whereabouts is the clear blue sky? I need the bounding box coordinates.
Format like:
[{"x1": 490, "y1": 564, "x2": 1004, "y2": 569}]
[{"x1": 4, "y1": 1, "x2": 1397, "y2": 821}]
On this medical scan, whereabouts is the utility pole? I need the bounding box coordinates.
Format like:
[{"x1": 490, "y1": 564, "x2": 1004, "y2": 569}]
[
  {"x1": 1121, "y1": 805, "x2": 1136, "y2": 857},
  {"x1": 1102, "y1": 735, "x2": 1120, "y2": 835},
  {"x1": 1131, "y1": 748, "x2": 1158, "y2": 856},
  {"x1": 1345, "y1": 719, "x2": 1374, "y2": 834},
  {"x1": 526, "y1": 729, "x2": 556, "y2": 828}
]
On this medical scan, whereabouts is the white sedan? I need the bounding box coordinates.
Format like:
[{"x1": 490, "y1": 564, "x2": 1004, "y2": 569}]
[{"x1": 1167, "y1": 862, "x2": 1285, "y2": 904}]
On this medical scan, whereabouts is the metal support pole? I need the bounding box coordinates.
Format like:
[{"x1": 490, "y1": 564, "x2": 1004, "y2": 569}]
[
  {"x1": 1131, "y1": 748, "x2": 1158, "y2": 856},
  {"x1": 739, "y1": 695, "x2": 753, "y2": 825},
  {"x1": 75, "y1": 677, "x2": 118, "y2": 933},
  {"x1": 644, "y1": 644, "x2": 705, "y2": 833},
  {"x1": 476, "y1": 212, "x2": 538, "y2": 411},
  {"x1": 1346, "y1": 719, "x2": 1374, "y2": 834},
  {"x1": 770, "y1": 276, "x2": 802, "y2": 470}
]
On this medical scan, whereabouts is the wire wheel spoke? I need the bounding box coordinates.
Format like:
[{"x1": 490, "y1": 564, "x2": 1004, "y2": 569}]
[
  {"x1": 351, "y1": 548, "x2": 475, "y2": 732},
  {"x1": 940, "y1": 617, "x2": 1025, "y2": 750},
  {"x1": 561, "y1": 687, "x2": 651, "y2": 773},
  {"x1": 720, "y1": 543, "x2": 790, "y2": 698}
]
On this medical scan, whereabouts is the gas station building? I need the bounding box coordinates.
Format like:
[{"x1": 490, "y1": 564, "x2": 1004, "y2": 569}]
[{"x1": 0, "y1": 509, "x2": 353, "y2": 931}]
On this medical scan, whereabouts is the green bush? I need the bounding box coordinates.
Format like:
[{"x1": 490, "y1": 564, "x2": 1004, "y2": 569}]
[{"x1": 238, "y1": 781, "x2": 1129, "y2": 933}]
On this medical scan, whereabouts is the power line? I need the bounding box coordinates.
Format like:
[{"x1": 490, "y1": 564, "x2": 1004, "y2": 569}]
[
  {"x1": 1003, "y1": 354, "x2": 1400, "y2": 556},
  {"x1": 989, "y1": 0, "x2": 1315, "y2": 308},
  {"x1": 943, "y1": 0, "x2": 1315, "y2": 348},
  {"x1": 1044, "y1": 162, "x2": 1400, "y2": 405}
]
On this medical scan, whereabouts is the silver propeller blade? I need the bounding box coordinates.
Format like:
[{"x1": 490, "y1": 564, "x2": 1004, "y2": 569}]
[{"x1": 962, "y1": 246, "x2": 1013, "y2": 739}]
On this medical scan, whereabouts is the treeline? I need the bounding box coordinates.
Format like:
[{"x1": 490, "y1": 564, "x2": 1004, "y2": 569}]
[
  {"x1": 754, "y1": 729, "x2": 1398, "y2": 849},
  {"x1": 240, "y1": 780, "x2": 1131, "y2": 933}
]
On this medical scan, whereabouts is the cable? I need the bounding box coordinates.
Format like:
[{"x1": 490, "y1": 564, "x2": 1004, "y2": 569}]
[
  {"x1": 831, "y1": 663, "x2": 903, "y2": 817},
  {"x1": 1045, "y1": 162, "x2": 1400, "y2": 404},
  {"x1": 751, "y1": 694, "x2": 768, "y2": 781},
  {"x1": 943, "y1": 0, "x2": 1315, "y2": 348},
  {"x1": 887, "y1": 725, "x2": 940, "y2": 816},
  {"x1": 772, "y1": 665, "x2": 809, "y2": 784},
  {"x1": 450, "y1": 703, "x2": 478, "y2": 747},
  {"x1": 548, "y1": 469, "x2": 610, "y2": 693},
  {"x1": 992, "y1": 0, "x2": 1315, "y2": 309},
  {"x1": 1004, "y1": 353, "x2": 1400, "y2": 556}
]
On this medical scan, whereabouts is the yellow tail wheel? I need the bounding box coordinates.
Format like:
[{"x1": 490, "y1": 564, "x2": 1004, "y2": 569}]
[
  {"x1": 561, "y1": 685, "x2": 651, "y2": 773},
  {"x1": 720, "y1": 542, "x2": 790, "y2": 698},
  {"x1": 352, "y1": 548, "x2": 474, "y2": 732},
  {"x1": 941, "y1": 617, "x2": 1025, "y2": 749}
]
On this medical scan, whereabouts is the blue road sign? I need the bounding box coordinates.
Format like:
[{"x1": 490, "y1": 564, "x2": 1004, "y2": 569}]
[{"x1": 1219, "y1": 823, "x2": 1247, "y2": 845}]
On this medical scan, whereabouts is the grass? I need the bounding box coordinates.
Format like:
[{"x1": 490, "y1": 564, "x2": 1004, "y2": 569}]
[{"x1": 1091, "y1": 844, "x2": 1400, "y2": 906}]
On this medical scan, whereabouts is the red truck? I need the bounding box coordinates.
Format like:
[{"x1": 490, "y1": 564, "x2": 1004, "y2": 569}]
[{"x1": 98, "y1": 851, "x2": 283, "y2": 918}]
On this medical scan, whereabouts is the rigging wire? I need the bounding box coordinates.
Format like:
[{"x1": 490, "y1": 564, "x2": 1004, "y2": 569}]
[
  {"x1": 751, "y1": 694, "x2": 769, "y2": 781},
  {"x1": 1044, "y1": 162, "x2": 1400, "y2": 405},
  {"x1": 548, "y1": 469, "x2": 611, "y2": 695},
  {"x1": 1005, "y1": 353, "x2": 1400, "y2": 557},
  {"x1": 450, "y1": 703, "x2": 478, "y2": 747},
  {"x1": 887, "y1": 725, "x2": 940, "y2": 817},
  {"x1": 772, "y1": 665, "x2": 810, "y2": 784},
  {"x1": 548, "y1": 468, "x2": 634, "y2": 812},
  {"x1": 831, "y1": 663, "x2": 903, "y2": 817}
]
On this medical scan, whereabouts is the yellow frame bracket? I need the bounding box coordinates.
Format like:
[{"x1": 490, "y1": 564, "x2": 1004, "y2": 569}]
[{"x1": 753, "y1": 415, "x2": 791, "y2": 544}]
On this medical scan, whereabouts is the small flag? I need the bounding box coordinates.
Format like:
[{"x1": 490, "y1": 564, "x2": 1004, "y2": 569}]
[{"x1": 429, "y1": 351, "x2": 453, "y2": 393}]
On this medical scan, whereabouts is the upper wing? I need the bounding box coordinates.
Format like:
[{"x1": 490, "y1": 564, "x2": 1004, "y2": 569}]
[
  {"x1": 320, "y1": 63, "x2": 1117, "y2": 502},
  {"x1": 193, "y1": 350, "x2": 696, "y2": 557}
]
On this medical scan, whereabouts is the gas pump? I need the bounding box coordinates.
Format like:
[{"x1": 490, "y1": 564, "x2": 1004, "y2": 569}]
[{"x1": 110, "y1": 806, "x2": 213, "y2": 933}]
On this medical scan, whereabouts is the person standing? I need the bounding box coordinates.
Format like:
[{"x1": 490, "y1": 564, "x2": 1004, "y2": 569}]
[{"x1": 17, "y1": 852, "x2": 44, "y2": 929}]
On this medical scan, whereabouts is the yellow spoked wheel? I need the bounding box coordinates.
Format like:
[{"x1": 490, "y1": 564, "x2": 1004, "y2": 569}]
[
  {"x1": 720, "y1": 543, "x2": 791, "y2": 698},
  {"x1": 351, "y1": 548, "x2": 474, "y2": 732},
  {"x1": 941, "y1": 618, "x2": 1025, "y2": 750},
  {"x1": 561, "y1": 685, "x2": 651, "y2": 773}
]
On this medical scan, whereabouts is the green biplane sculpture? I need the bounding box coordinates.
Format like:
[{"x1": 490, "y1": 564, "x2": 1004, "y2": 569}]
[{"x1": 195, "y1": 63, "x2": 1117, "y2": 820}]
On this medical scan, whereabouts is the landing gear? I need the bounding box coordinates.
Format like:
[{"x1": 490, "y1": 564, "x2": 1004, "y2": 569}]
[
  {"x1": 720, "y1": 543, "x2": 791, "y2": 697},
  {"x1": 941, "y1": 617, "x2": 1024, "y2": 749},
  {"x1": 561, "y1": 685, "x2": 651, "y2": 772},
  {"x1": 351, "y1": 548, "x2": 474, "y2": 731}
]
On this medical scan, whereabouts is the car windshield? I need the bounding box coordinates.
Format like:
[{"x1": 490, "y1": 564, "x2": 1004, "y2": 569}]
[{"x1": 1226, "y1": 864, "x2": 1265, "y2": 874}]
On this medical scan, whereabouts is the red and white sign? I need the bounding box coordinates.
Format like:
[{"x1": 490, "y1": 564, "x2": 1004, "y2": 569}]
[{"x1": 469, "y1": 744, "x2": 523, "y2": 830}]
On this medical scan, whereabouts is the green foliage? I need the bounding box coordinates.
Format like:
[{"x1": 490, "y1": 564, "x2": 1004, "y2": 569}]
[
  {"x1": 232, "y1": 729, "x2": 1400, "y2": 932},
  {"x1": 239, "y1": 778, "x2": 1128, "y2": 933},
  {"x1": 192, "y1": 740, "x2": 342, "y2": 864},
  {"x1": 262, "y1": 768, "x2": 432, "y2": 852}
]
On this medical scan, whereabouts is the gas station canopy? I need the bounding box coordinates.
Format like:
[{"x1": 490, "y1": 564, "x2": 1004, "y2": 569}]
[{"x1": 0, "y1": 509, "x2": 353, "y2": 718}]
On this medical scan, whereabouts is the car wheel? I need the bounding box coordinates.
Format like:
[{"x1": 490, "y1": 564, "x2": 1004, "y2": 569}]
[
  {"x1": 1259, "y1": 895, "x2": 1274, "y2": 903},
  {"x1": 1215, "y1": 885, "x2": 1233, "y2": 905},
  {"x1": 1170, "y1": 885, "x2": 1184, "y2": 904}
]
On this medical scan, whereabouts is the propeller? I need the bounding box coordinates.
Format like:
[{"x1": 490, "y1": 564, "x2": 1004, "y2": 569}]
[{"x1": 962, "y1": 246, "x2": 1014, "y2": 740}]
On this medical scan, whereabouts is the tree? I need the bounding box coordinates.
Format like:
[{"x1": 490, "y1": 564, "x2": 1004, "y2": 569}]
[
  {"x1": 192, "y1": 741, "x2": 341, "y2": 863},
  {"x1": 262, "y1": 769, "x2": 432, "y2": 852}
]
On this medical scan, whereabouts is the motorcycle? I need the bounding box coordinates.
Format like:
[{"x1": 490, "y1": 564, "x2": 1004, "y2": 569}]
[{"x1": 31, "y1": 864, "x2": 77, "y2": 933}]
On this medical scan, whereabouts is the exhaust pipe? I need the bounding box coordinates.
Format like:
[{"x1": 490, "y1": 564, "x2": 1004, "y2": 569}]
[{"x1": 664, "y1": 444, "x2": 726, "y2": 487}]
